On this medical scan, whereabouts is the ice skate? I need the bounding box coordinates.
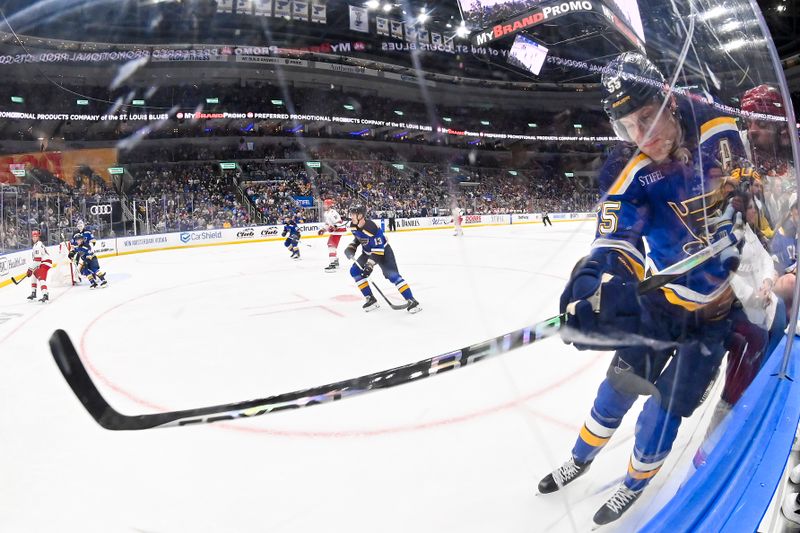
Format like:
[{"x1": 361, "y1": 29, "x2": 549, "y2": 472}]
[
  {"x1": 362, "y1": 295, "x2": 379, "y2": 312},
  {"x1": 324, "y1": 258, "x2": 339, "y2": 272},
  {"x1": 406, "y1": 298, "x2": 422, "y2": 314},
  {"x1": 592, "y1": 483, "x2": 642, "y2": 527},
  {"x1": 537, "y1": 456, "x2": 592, "y2": 494},
  {"x1": 26, "y1": 291, "x2": 37, "y2": 301},
  {"x1": 39, "y1": 293, "x2": 49, "y2": 303}
]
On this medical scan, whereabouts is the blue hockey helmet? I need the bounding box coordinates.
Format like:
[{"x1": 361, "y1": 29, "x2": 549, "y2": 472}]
[
  {"x1": 349, "y1": 204, "x2": 367, "y2": 217},
  {"x1": 601, "y1": 52, "x2": 668, "y2": 122}
]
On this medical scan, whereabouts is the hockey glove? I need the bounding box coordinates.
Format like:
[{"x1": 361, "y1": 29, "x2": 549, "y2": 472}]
[
  {"x1": 344, "y1": 242, "x2": 358, "y2": 260},
  {"x1": 708, "y1": 194, "x2": 746, "y2": 274},
  {"x1": 362, "y1": 259, "x2": 376, "y2": 277},
  {"x1": 67, "y1": 250, "x2": 76, "y2": 260},
  {"x1": 26, "y1": 268, "x2": 33, "y2": 278},
  {"x1": 559, "y1": 249, "x2": 642, "y2": 351}
]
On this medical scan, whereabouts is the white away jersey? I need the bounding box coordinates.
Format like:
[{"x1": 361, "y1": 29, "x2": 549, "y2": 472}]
[
  {"x1": 31, "y1": 241, "x2": 52, "y2": 266},
  {"x1": 324, "y1": 209, "x2": 347, "y2": 233}
]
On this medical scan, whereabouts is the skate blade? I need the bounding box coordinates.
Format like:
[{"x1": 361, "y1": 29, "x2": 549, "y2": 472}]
[
  {"x1": 364, "y1": 304, "x2": 380, "y2": 312},
  {"x1": 407, "y1": 306, "x2": 422, "y2": 314}
]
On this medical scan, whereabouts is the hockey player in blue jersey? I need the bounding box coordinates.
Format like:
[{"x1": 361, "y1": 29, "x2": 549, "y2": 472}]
[
  {"x1": 68, "y1": 220, "x2": 96, "y2": 283},
  {"x1": 69, "y1": 233, "x2": 108, "y2": 288},
  {"x1": 71, "y1": 220, "x2": 97, "y2": 249},
  {"x1": 281, "y1": 213, "x2": 303, "y2": 259},
  {"x1": 345, "y1": 205, "x2": 421, "y2": 313},
  {"x1": 537, "y1": 52, "x2": 750, "y2": 526}
]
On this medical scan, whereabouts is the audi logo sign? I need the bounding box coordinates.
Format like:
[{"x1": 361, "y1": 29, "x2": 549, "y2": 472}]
[{"x1": 90, "y1": 204, "x2": 112, "y2": 216}]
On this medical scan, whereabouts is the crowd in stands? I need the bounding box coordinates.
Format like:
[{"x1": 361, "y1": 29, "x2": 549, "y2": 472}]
[
  {"x1": 127, "y1": 163, "x2": 252, "y2": 232},
  {"x1": 0, "y1": 157, "x2": 598, "y2": 252}
]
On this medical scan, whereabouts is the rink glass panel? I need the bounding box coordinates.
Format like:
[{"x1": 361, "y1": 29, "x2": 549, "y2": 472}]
[{"x1": 0, "y1": 0, "x2": 797, "y2": 529}]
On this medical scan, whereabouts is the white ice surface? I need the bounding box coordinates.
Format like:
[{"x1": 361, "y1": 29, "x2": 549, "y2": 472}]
[{"x1": 0, "y1": 222, "x2": 721, "y2": 532}]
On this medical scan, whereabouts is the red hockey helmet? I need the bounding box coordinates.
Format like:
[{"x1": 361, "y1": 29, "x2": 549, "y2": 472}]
[
  {"x1": 323, "y1": 198, "x2": 334, "y2": 209},
  {"x1": 741, "y1": 84, "x2": 784, "y2": 117}
]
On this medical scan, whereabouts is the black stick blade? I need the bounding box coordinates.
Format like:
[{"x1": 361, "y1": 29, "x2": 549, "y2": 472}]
[
  {"x1": 370, "y1": 282, "x2": 408, "y2": 310},
  {"x1": 49, "y1": 329, "x2": 131, "y2": 430}
]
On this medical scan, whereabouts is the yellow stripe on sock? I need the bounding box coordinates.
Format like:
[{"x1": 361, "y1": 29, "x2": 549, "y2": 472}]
[
  {"x1": 579, "y1": 425, "x2": 610, "y2": 448},
  {"x1": 627, "y1": 461, "x2": 661, "y2": 480}
]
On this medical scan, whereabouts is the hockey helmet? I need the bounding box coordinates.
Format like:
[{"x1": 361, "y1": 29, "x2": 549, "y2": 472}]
[
  {"x1": 76, "y1": 220, "x2": 85, "y2": 231},
  {"x1": 741, "y1": 84, "x2": 784, "y2": 117},
  {"x1": 601, "y1": 52, "x2": 669, "y2": 123},
  {"x1": 73, "y1": 232, "x2": 85, "y2": 242},
  {"x1": 323, "y1": 198, "x2": 335, "y2": 209},
  {"x1": 31, "y1": 230, "x2": 40, "y2": 239},
  {"x1": 349, "y1": 204, "x2": 367, "y2": 217}
]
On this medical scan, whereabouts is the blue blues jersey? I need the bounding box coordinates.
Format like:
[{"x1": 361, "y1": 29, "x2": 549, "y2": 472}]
[
  {"x1": 771, "y1": 224, "x2": 796, "y2": 272},
  {"x1": 72, "y1": 243, "x2": 97, "y2": 263},
  {"x1": 594, "y1": 97, "x2": 747, "y2": 311},
  {"x1": 71, "y1": 229, "x2": 96, "y2": 248},
  {"x1": 349, "y1": 219, "x2": 388, "y2": 257},
  {"x1": 282, "y1": 216, "x2": 303, "y2": 238}
]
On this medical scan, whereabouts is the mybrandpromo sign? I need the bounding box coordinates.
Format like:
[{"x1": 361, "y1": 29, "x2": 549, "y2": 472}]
[
  {"x1": 472, "y1": 0, "x2": 597, "y2": 45},
  {"x1": 179, "y1": 230, "x2": 223, "y2": 244}
]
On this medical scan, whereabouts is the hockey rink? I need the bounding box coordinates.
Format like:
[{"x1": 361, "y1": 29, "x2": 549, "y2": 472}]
[{"x1": 0, "y1": 221, "x2": 724, "y2": 532}]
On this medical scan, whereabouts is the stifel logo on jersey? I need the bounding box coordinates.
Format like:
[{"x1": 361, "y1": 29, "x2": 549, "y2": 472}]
[{"x1": 474, "y1": 0, "x2": 594, "y2": 45}]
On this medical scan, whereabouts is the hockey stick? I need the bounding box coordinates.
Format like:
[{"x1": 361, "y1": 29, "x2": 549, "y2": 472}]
[
  {"x1": 370, "y1": 282, "x2": 408, "y2": 310},
  {"x1": 10, "y1": 273, "x2": 26, "y2": 285},
  {"x1": 48, "y1": 314, "x2": 566, "y2": 430},
  {"x1": 637, "y1": 230, "x2": 740, "y2": 295},
  {"x1": 50, "y1": 221, "x2": 736, "y2": 430}
]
